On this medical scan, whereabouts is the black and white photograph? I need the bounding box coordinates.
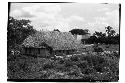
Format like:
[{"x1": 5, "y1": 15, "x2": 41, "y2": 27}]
[{"x1": 7, "y1": 2, "x2": 120, "y2": 82}]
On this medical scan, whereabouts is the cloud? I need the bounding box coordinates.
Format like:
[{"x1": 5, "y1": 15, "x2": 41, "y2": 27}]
[
  {"x1": 85, "y1": 9, "x2": 119, "y2": 33},
  {"x1": 94, "y1": 10, "x2": 119, "y2": 27},
  {"x1": 105, "y1": 10, "x2": 119, "y2": 26},
  {"x1": 14, "y1": 3, "x2": 85, "y2": 31},
  {"x1": 21, "y1": 3, "x2": 61, "y2": 19},
  {"x1": 10, "y1": 3, "x2": 119, "y2": 33},
  {"x1": 97, "y1": 8, "x2": 109, "y2": 12},
  {"x1": 85, "y1": 22, "x2": 109, "y2": 33},
  {"x1": 43, "y1": 4, "x2": 61, "y2": 14},
  {"x1": 10, "y1": 9, "x2": 35, "y2": 18},
  {"x1": 31, "y1": 14, "x2": 84, "y2": 32},
  {"x1": 69, "y1": 15, "x2": 84, "y2": 21},
  {"x1": 10, "y1": 10, "x2": 22, "y2": 17}
]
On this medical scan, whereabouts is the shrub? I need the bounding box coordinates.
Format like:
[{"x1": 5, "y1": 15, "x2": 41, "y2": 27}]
[
  {"x1": 8, "y1": 50, "x2": 119, "y2": 81},
  {"x1": 77, "y1": 61, "x2": 88, "y2": 69},
  {"x1": 112, "y1": 51, "x2": 120, "y2": 58},
  {"x1": 93, "y1": 46, "x2": 104, "y2": 52},
  {"x1": 42, "y1": 61, "x2": 55, "y2": 70},
  {"x1": 70, "y1": 55, "x2": 79, "y2": 62}
]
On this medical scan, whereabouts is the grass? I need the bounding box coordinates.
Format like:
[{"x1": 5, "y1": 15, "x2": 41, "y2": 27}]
[
  {"x1": 99, "y1": 44, "x2": 119, "y2": 51},
  {"x1": 7, "y1": 44, "x2": 119, "y2": 81}
]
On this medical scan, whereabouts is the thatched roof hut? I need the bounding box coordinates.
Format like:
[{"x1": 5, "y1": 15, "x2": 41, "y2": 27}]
[{"x1": 22, "y1": 31, "x2": 82, "y2": 51}]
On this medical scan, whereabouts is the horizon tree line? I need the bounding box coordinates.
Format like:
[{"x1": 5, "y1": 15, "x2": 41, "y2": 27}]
[{"x1": 8, "y1": 16, "x2": 119, "y2": 56}]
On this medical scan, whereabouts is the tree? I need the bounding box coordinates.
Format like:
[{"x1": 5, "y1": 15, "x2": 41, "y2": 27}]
[
  {"x1": 110, "y1": 30, "x2": 116, "y2": 37},
  {"x1": 83, "y1": 29, "x2": 90, "y2": 34},
  {"x1": 69, "y1": 29, "x2": 90, "y2": 35},
  {"x1": 53, "y1": 29, "x2": 60, "y2": 32},
  {"x1": 105, "y1": 26, "x2": 116, "y2": 37},
  {"x1": 7, "y1": 16, "x2": 36, "y2": 54},
  {"x1": 81, "y1": 26, "x2": 119, "y2": 44},
  {"x1": 93, "y1": 31, "x2": 106, "y2": 38}
]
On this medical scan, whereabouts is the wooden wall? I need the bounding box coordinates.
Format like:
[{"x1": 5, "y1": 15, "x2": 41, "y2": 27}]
[
  {"x1": 23, "y1": 47, "x2": 51, "y2": 58},
  {"x1": 54, "y1": 49, "x2": 76, "y2": 56},
  {"x1": 23, "y1": 47, "x2": 77, "y2": 57}
]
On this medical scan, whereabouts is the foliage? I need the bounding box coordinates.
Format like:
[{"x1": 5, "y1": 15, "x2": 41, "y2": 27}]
[
  {"x1": 93, "y1": 31, "x2": 106, "y2": 38},
  {"x1": 82, "y1": 26, "x2": 119, "y2": 44},
  {"x1": 7, "y1": 16, "x2": 36, "y2": 57},
  {"x1": 8, "y1": 50, "x2": 119, "y2": 81},
  {"x1": 53, "y1": 29, "x2": 60, "y2": 32},
  {"x1": 69, "y1": 29, "x2": 90, "y2": 35},
  {"x1": 105, "y1": 26, "x2": 116, "y2": 37},
  {"x1": 8, "y1": 17, "x2": 36, "y2": 46},
  {"x1": 93, "y1": 44, "x2": 104, "y2": 52}
]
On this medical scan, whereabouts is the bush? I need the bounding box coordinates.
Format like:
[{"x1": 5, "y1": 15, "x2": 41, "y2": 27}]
[
  {"x1": 77, "y1": 61, "x2": 88, "y2": 69},
  {"x1": 93, "y1": 44, "x2": 104, "y2": 52},
  {"x1": 42, "y1": 60, "x2": 55, "y2": 70},
  {"x1": 8, "y1": 51, "x2": 119, "y2": 81},
  {"x1": 70, "y1": 55, "x2": 79, "y2": 62}
]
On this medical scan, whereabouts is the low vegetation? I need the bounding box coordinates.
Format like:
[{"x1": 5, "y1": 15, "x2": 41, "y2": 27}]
[{"x1": 7, "y1": 45, "x2": 119, "y2": 82}]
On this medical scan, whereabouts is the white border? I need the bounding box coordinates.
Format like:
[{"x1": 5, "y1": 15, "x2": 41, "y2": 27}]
[{"x1": 0, "y1": 0, "x2": 124, "y2": 83}]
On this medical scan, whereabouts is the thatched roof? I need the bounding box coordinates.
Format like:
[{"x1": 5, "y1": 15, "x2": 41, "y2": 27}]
[{"x1": 22, "y1": 31, "x2": 84, "y2": 50}]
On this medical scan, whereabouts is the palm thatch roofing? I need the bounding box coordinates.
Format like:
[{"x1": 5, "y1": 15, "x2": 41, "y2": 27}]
[{"x1": 22, "y1": 31, "x2": 85, "y2": 50}]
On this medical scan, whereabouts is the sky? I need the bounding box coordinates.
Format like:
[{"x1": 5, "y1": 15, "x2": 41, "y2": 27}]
[{"x1": 10, "y1": 2, "x2": 120, "y2": 34}]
